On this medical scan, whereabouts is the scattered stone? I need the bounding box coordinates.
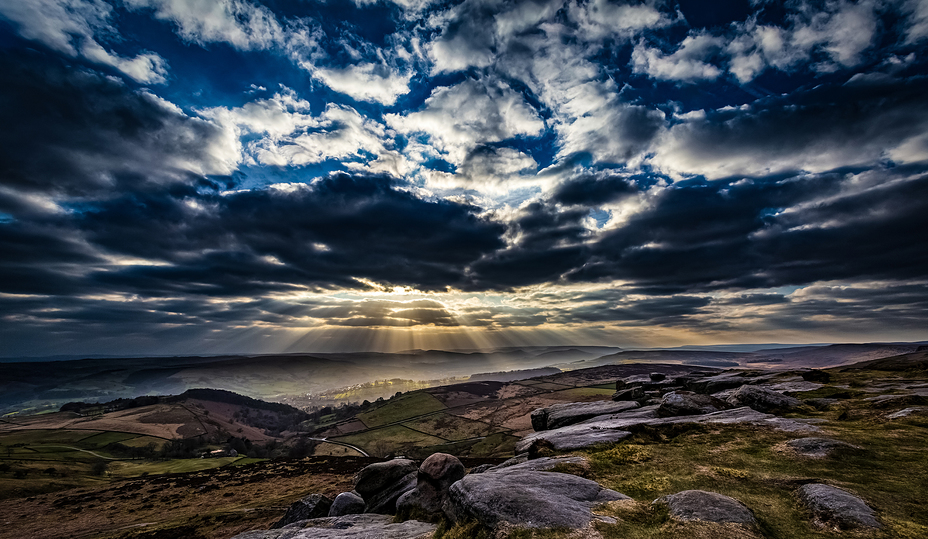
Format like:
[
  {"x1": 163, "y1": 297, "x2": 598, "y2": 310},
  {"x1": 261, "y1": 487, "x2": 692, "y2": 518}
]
[
  {"x1": 272, "y1": 493, "x2": 333, "y2": 528},
  {"x1": 798, "y1": 484, "x2": 881, "y2": 530},
  {"x1": 232, "y1": 514, "x2": 436, "y2": 539},
  {"x1": 328, "y1": 492, "x2": 365, "y2": 517},
  {"x1": 397, "y1": 453, "x2": 465, "y2": 517},
  {"x1": 612, "y1": 387, "x2": 645, "y2": 401},
  {"x1": 649, "y1": 372, "x2": 667, "y2": 381},
  {"x1": 354, "y1": 459, "x2": 418, "y2": 515},
  {"x1": 786, "y1": 438, "x2": 861, "y2": 458},
  {"x1": 802, "y1": 370, "x2": 831, "y2": 383},
  {"x1": 864, "y1": 394, "x2": 926, "y2": 408},
  {"x1": 726, "y1": 385, "x2": 802, "y2": 412},
  {"x1": 531, "y1": 400, "x2": 639, "y2": 431},
  {"x1": 658, "y1": 390, "x2": 730, "y2": 417},
  {"x1": 444, "y1": 470, "x2": 628, "y2": 530},
  {"x1": 886, "y1": 406, "x2": 928, "y2": 419},
  {"x1": 655, "y1": 490, "x2": 756, "y2": 526}
]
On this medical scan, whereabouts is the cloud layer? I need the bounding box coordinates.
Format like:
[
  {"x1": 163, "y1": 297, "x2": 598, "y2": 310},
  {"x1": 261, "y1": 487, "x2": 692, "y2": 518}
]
[{"x1": 1, "y1": 0, "x2": 927, "y2": 355}]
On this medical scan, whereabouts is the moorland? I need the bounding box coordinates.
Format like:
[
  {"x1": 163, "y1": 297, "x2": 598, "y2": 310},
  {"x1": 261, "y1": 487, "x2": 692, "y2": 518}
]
[{"x1": 0, "y1": 343, "x2": 926, "y2": 538}]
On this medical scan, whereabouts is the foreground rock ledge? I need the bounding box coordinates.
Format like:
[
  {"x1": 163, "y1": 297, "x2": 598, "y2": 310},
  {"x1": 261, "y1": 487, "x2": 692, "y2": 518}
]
[
  {"x1": 444, "y1": 469, "x2": 628, "y2": 529},
  {"x1": 231, "y1": 514, "x2": 436, "y2": 539}
]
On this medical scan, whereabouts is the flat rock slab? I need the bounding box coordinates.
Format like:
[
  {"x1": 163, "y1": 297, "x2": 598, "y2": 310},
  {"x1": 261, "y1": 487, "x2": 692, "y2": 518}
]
[
  {"x1": 486, "y1": 455, "x2": 589, "y2": 474},
  {"x1": 516, "y1": 406, "x2": 818, "y2": 453},
  {"x1": 532, "y1": 400, "x2": 639, "y2": 431},
  {"x1": 798, "y1": 484, "x2": 881, "y2": 530},
  {"x1": 656, "y1": 490, "x2": 756, "y2": 525},
  {"x1": 886, "y1": 406, "x2": 928, "y2": 419},
  {"x1": 787, "y1": 437, "x2": 860, "y2": 458},
  {"x1": 445, "y1": 470, "x2": 628, "y2": 529},
  {"x1": 231, "y1": 514, "x2": 437, "y2": 539}
]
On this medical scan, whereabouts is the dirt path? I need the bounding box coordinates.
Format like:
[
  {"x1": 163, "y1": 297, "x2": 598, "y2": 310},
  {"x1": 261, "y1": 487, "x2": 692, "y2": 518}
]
[
  {"x1": 40, "y1": 446, "x2": 121, "y2": 460},
  {"x1": 307, "y1": 438, "x2": 370, "y2": 457}
]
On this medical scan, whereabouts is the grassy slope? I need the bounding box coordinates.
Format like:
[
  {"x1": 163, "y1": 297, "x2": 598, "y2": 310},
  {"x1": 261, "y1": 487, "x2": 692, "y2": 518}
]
[{"x1": 355, "y1": 392, "x2": 447, "y2": 427}]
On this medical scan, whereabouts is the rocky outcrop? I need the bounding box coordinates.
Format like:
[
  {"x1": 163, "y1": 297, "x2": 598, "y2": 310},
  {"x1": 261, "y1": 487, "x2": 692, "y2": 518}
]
[
  {"x1": 272, "y1": 493, "x2": 333, "y2": 528},
  {"x1": 396, "y1": 453, "x2": 465, "y2": 518},
  {"x1": 328, "y1": 491, "x2": 365, "y2": 517},
  {"x1": 531, "y1": 400, "x2": 639, "y2": 431},
  {"x1": 354, "y1": 459, "x2": 418, "y2": 515},
  {"x1": 786, "y1": 438, "x2": 861, "y2": 458},
  {"x1": 655, "y1": 490, "x2": 756, "y2": 526},
  {"x1": 657, "y1": 391, "x2": 730, "y2": 417},
  {"x1": 686, "y1": 372, "x2": 750, "y2": 394},
  {"x1": 444, "y1": 469, "x2": 627, "y2": 530},
  {"x1": 726, "y1": 385, "x2": 802, "y2": 412},
  {"x1": 612, "y1": 386, "x2": 645, "y2": 401},
  {"x1": 232, "y1": 514, "x2": 436, "y2": 539},
  {"x1": 798, "y1": 484, "x2": 881, "y2": 530},
  {"x1": 516, "y1": 405, "x2": 818, "y2": 453}
]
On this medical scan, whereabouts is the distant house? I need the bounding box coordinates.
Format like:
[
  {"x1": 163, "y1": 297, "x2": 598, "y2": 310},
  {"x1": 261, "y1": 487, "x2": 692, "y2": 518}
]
[{"x1": 204, "y1": 449, "x2": 238, "y2": 458}]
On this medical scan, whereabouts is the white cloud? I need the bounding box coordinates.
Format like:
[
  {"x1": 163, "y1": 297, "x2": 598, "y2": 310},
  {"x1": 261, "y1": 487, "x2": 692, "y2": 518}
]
[
  {"x1": 352, "y1": 0, "x2": 438, "y2": 12},
  {"x1": 568, "y1": 0, "x2": 673, "y2": 41},
  {"x1": 124, "y1": 0, "x2": 284, "y2": 50},
  {"x1": 723, "y1": 0, "x2": 879, "y2": 83},
  {"x1": 81, "y1": 40, "x2": 169, "y2": 84},
  {"x1": 423, "y1": 147, "x2": 541, "y2": 195},
  {"x1": 0, "y1": 0, "x2": 169, "y2": 83},
  {"x1": 203, "y1": 90, "x2": 410, "y2": 175},
  {"x1": 499, "y1": 28, "x2": 664, "y2": 165},
  {"x1": 386, "y1": 78, "x2": 544, "y2": 165},
  {"x1": 312, "y1": 63, "x2": 412, "y2": 106},
  {"x1": 901, "y1": 0, "x2": 928, "y2": 42},
  {"x1": 631, "y1": 33, "x2": 724, "y2": 83}
]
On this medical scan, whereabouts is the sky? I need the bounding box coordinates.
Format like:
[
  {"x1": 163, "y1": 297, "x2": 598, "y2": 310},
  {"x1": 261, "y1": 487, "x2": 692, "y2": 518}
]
[{"x1": 1, "y1": 0, "x2": 927, "y2": 358}]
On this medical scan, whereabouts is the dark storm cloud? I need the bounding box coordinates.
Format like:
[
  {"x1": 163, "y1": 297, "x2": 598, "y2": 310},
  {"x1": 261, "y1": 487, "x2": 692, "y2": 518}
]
[
  {"x1": 466, "y1": 201, "x2": 590, "y2": 289},
  {"x1": 0, "y1": 51, "x2": 230, "y2": 197},
  {"x1": 75, "y1": 174, "x2": 506, "y2": 295},
  {"x1": 565, "y1": 169, "x2": 928, "y2": 293},
  {"x1": 552, "y1": 174, "x2": 640, "y2": 206},
  {"x1": 656, "y1": 75, "x2": 928, "y2": 178}
]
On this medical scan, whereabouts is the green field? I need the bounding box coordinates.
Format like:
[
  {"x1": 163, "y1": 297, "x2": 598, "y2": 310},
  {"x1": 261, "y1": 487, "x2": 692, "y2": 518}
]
[
  {"x1": 108, "y1": 456, "x2": 241, "y2": 477},
  {"x1": 77, "y1": 431, "x2": 143, "y2": 448},
  {"x1": 356, "y1": 392, "x2": 447, "y2": 427},
  {"x1": 332, "y1": 424, "x2": 447, "y2": 456},
  {"x1": 404, "y1": 413, "x2": 506, "y2": 441},
  {"x1": 0, "y1": 429, "x2": 101, "y2": 446},
  {"x1": 553, "y1": 387, "x2": 615, "y2": 398}
]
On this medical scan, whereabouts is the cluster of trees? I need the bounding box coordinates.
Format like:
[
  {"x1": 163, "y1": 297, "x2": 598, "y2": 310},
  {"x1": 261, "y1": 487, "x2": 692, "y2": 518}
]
[{"x1": 60, "y1": 395, "x2": 160, "y2": 414}]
